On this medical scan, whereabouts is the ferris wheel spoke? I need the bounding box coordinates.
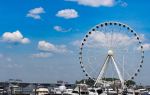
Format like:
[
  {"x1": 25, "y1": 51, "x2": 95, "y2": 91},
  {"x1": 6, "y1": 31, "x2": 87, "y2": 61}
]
[
  {"x1": 94, "y1": 55, "x2": 110, "y2": 86},
  {"x1": 113, "y1": 56, "x2": 132, "y2": 80},
  {"x1": 110, "y1": 27, "x2": 115, "y2": 49},
  {"x1": 104, "y1": 26, "x2": 110, "y2": 49},
  {"x1": 84, "y1": 55, "x2": 98, "y2": 75}
]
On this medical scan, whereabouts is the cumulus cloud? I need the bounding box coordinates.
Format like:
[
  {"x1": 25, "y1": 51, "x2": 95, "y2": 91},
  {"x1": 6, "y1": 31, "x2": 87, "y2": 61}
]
[
  {"x1": 38, "y1": 41, "x2": 68, "y2": 53},
  {"x1": 72, "y1": 40, "x2": 81, "y2": 47},
  {"x1": 54, "y1": 25, "x2": 72, "y2": 32},
  {"x1": 89, "y1": 32, "x2": 137, "y2": 48},
  {"x1": 66, "y1": 0, "x2": 115, "y2": 7},
  {"x1": 2, "y1": 30, "x2": 30, "y2": 44},
  {"x1": 26, "y1": 7, "x2": 45, "y2": 19},
  {"x1": 56, "y1": 9, "x2": 78, "y2": 19},
  {"x1": 31, "y1": 52, "x2": 52, "y2": 58},
  {"x1": 73, "y1": 32, "x2": 140, "y2": 49},
  {"x1": 137, "y1": 43, "x2": 150, "y2": 51},
  {"x1": 54, "y1": 26, "x2": 63, "y2": 32}
]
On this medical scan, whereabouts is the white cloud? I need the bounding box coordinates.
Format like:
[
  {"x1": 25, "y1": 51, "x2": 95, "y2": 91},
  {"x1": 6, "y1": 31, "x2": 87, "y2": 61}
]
[
  {"x1": 66, "y1": 0, "x2": 115, "y2": 7},
  {"x1": 6, "y1": 57, "x2": 12, "y2": 62},
  {"x1": 2, "y1": 30, "x2": 30, "y2": 44},
  {"x1": 31, "y1": 52, "x2": 52, "y2": 58},
  {"x1": 89, "y1": 32, "x2": 136, "y2": 48},
  {"x1": 56, "y1": 9, "x2": 78, "y2": 19},
  {"x1": 72, "y1": 40, "x2": 81, "y2": 46},
  {"x1": 120, "y1": 1, "x2": 128, "y2": 7},
  {"x1": 137, "y1": 43, "x2": 150, "y2": 51},
  {"x1": 73, "y1": 32, "x2": 139, "y2": 49},
  {"x1": 26, "y1": 7, "x2": 45, "y2": 19},
  {"x1": 38, "y1": 41, "x2": 68, "y2": 53},
  {"x1": 54, "y1": 26, "x2": 63, "y2": 32},
  {"x1": 54, "y1": 25, "x2": 72, "y2": 32}
]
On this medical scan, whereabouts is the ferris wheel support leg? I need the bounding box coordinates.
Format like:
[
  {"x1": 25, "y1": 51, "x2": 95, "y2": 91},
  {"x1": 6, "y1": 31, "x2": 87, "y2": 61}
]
[
  {"x1": 94, "y1": 56, "x2": 110, "y2": 86},
  {"x1": 111, "y1": 56, "x2": 125, "y2": 89}
]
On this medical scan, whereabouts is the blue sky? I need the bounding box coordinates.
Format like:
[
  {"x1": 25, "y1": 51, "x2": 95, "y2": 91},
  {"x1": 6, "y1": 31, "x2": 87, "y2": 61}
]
[{"x1": 0, "y1": 0, "x2": 150, "y2": 85}]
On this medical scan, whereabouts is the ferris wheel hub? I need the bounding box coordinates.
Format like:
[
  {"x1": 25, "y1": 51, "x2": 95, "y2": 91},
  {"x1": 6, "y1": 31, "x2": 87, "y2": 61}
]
[{"x1": 108, "y1": 50, "x2": 114, "y2": 56}]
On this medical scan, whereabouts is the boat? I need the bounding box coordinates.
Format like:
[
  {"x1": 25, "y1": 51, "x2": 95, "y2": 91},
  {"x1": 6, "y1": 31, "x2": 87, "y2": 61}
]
[
  {"x1": 72, "y1": 83, "x2": 89, "y2": 95},
  {"x1": 33, "y1": 87, "x2": 49, "y2": 95},
  {"x1": 51, "y1": 83, "x2": 73, "y2": 95}
]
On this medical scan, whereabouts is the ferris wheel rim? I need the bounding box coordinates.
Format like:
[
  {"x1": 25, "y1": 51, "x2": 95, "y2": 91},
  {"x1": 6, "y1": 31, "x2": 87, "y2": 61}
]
[{"x1": 79, "y1": 21, "x2": 144, "y2": 82}]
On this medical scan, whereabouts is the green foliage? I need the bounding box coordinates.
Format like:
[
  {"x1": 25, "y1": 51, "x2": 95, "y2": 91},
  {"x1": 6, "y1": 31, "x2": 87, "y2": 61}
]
[
  {"x1": 76, "y1": 79, "x2": 95, "y2": 86},
  {"x1": 102, "y1": 78, "x2": 119, "y2": 81},
  {"x1": 125, "y1": 80, "x2": 136, "y2": 87},
  {"x1": 76, "y1": 77, "x2": 119, "y2": 87}
]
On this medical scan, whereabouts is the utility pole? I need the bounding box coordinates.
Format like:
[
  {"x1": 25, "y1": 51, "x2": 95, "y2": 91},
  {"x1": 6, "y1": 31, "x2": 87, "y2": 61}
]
[
  {"x1": 34, "y1": 84, "x2": 37, "y2": 95},
  {"x1": 79, "y1": 86, "x2": 80, "y2": 95}
]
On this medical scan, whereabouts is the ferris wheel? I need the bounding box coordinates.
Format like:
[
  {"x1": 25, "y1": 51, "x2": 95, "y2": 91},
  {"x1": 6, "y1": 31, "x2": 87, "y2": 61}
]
[{"x1": 79, "y1": 21, "x2": 144, "y2": 88}]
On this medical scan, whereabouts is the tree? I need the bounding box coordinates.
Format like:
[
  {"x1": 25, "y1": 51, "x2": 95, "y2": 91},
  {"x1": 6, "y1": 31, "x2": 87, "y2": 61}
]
[
  {"x1": 125, "y1": 80, "x2": 136, "y2": 87},
  {"x1": 102, "y1": 78, "x2": 119, "y2": 81},
  {"x1": 75, "y1": 79, "x2": 95, "y2": 87}
]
